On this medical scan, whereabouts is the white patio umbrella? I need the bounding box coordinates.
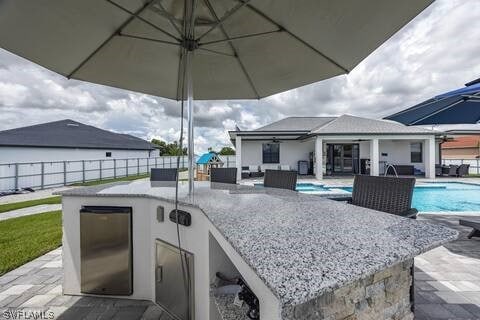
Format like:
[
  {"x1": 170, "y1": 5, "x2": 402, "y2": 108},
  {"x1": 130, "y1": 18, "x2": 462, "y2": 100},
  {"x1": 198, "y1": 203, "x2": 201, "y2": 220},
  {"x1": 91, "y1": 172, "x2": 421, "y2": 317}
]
[{"x1": 0, "y1": 0, "x2": 434, "y2": 194}]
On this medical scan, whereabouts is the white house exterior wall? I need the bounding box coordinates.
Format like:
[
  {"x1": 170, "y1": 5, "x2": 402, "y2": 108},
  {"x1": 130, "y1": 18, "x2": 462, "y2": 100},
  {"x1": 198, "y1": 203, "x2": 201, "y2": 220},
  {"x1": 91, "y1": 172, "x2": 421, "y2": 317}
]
[
  {"x1": 241, "y1": 140, "x2": 314, "y2": 169},
  {"x1": 0, "y1": 146, "x2": 157, "y2": 164}
]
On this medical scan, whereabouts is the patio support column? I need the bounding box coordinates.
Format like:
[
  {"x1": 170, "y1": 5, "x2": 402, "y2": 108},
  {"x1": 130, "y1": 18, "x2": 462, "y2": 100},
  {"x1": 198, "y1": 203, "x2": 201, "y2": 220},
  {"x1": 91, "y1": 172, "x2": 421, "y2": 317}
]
[
  {"x1": 236, "y1": 135, "x2": 242, "y2": 181},
  {"x1": 370, "y1": 139, "x2": 379, "y2": 176},
  {"x1": 424, "y1": 137, "x2": 435, "y2": 179},
  {"x1": 315, "y1": 136, "x2": 323, "y2": 180}
]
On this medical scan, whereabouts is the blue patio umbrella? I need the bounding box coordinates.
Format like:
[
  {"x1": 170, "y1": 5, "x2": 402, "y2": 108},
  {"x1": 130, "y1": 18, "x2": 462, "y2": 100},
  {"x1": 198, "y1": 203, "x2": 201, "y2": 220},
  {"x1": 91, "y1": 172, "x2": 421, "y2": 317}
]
[{"x1": 385, "y1": 78, "x2": 480, "y2": 125}]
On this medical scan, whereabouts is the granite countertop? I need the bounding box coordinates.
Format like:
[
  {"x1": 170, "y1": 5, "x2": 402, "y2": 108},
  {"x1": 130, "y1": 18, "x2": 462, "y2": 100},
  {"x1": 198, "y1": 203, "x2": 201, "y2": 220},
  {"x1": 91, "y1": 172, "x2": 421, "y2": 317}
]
[{"x1": 57, "y1": 181, "x2": 458, "y2": 307}]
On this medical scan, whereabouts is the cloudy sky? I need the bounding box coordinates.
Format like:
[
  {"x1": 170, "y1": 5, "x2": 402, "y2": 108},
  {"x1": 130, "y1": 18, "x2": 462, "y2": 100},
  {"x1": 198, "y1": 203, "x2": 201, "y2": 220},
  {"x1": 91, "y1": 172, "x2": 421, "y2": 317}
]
[{"x1": 0, "y1": 0, "x2": 479, "y2": 153}]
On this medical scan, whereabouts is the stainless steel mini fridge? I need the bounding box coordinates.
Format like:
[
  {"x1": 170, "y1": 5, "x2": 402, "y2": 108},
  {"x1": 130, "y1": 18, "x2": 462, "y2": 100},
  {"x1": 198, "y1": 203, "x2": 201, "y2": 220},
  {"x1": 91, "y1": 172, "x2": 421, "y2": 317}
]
[{"x1": 80, "y1": 206, "x2": 132, "y2": 295}]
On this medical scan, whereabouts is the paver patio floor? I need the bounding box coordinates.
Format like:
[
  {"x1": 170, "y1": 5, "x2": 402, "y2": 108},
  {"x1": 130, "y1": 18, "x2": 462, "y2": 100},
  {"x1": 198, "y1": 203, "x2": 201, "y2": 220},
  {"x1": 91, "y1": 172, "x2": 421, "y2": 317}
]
[{"x1": 0, "y1": 215, "x2": 479, "y2": 319}]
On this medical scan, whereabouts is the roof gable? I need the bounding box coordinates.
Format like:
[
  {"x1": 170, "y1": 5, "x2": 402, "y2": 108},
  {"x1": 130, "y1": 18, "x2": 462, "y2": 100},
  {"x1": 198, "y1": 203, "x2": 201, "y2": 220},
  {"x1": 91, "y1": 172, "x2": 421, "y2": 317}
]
[
  {"x1": 0, "y1": 119, "x2": 154, "y2": 150},
  {"x1": 196, "y1": 152, "x2": 223, "y2": 164},
  {"x1": 312, "y1": 115, "x2": 435, "y2": 135}
]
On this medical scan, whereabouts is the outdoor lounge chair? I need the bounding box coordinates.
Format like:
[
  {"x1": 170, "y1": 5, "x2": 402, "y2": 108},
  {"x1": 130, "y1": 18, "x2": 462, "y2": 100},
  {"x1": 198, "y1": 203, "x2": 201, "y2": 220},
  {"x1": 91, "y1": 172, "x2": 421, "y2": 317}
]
[
  {"x1": 210, "y1": 167, "x2": 237, "y2": 184},
  {"x1": 457, "y1": 164, "x2": 470, "y2": 177},
  {"x1": 448, "y1": 165, "x2": 459, "y2": 177},
  {"x1": 459, "y1": 219, "x2": 480, "y2": 239},
  {"x1": 264, "y1": 169, "x2": 297, "y2": 191},
  {"x1": 331, "y1": 175, "x2": 418, "y2": 219},
  {"x1": 248, "y1": 165, "x2": 263, "y2": 178},
  {"x1": 150, "y1": 168, "x2": 177, "y2": 181}
]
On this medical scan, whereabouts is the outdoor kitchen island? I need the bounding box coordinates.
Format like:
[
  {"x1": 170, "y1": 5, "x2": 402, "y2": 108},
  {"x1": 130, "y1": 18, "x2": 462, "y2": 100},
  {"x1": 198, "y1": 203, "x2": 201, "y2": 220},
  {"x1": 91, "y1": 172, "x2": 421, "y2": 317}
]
[{"x1": 57, "y1": 180, "x2": 457, "y2": 320}]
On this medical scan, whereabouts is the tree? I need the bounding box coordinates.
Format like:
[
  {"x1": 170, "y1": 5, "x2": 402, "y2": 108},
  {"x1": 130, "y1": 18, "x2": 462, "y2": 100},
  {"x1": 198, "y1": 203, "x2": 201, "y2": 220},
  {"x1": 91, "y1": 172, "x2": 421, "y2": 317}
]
[
  {"x1": 151, "y1": 138, "x2": 187, "y2": 156},
  {"x1": 218, "y1": 146, "x2": 235, "y2": 155}
]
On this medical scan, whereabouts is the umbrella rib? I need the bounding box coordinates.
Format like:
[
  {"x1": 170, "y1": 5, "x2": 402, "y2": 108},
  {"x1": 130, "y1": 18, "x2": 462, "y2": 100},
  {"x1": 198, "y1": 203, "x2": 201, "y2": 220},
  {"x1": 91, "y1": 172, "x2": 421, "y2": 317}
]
[
  {"x1": 196, "y1": 0, "x2": 251, "y2": 42},
  {"x1": 237, "y1": 1, "x2": 350, "y2": 74},
  {"x1": 68, "y1": 0, "x2": 164, "y2": 78},
  {"x1": 197, "y1": 47, "x2": 236, "y2": 57},
  {"x1": 203, "y1": 0, "x2": 260, "y2": 99},
  {"x1": 118, "y1": 33, "x2": 180, "y2": 46},
  {"x1": 106, "y1": 0, "x2": 181, "y2": 42},
  {"x1": 198, "y1": 29, "x2": 282, "y2": 46},
  {"x1": 151, "y1": 0, "x2": 184, "y2": 37}
]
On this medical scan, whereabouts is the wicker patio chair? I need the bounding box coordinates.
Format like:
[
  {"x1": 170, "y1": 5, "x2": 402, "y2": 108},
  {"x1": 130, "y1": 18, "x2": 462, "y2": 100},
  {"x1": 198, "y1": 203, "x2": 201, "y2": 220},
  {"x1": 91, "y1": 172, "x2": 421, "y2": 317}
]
[
  {"x1": 210, "y1": 167, "x2": 237, "y2": 184},
  {"x1": 150, "y1": 168, "x2": 177, "y2": 181},
  {"x1": 457, "y1": 164, "x2": 470, "y2": 177},
  {"x1": 264, "y1": 169, "x2": 297, "y2": 191},
  {"x1": 448, "y1": 165, "x2": 459, "y2": 177},
  {"x1": 332, "y1": 175, "x2": 418, "y2": 219}
]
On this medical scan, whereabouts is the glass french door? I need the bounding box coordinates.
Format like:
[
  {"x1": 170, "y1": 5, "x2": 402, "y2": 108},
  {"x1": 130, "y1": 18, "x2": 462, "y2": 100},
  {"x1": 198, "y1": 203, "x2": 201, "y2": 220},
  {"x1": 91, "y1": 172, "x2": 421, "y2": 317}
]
[{"x1": 328, "y1": 144, "x2": 359, "y2": 175}]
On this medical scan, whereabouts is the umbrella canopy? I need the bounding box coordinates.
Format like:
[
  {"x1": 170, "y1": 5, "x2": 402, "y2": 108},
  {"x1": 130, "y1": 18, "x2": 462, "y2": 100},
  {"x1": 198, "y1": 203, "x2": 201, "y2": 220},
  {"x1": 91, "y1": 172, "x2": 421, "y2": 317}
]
[
  {"x1": 385, "y1": 79, "x2": 480, "y2": 125},
  {"x1": 0, "y1": 0, "x2": 434, "y2": 193},
  {"x1": 0, "y1": 0, "x2": 433, "y2": 100}
]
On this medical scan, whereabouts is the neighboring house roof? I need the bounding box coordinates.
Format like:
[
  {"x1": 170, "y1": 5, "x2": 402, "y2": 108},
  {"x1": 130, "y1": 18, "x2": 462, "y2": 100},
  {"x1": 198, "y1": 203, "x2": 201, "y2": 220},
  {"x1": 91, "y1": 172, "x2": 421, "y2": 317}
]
[
  {"x1": 311, "y1": 115, "x2": 435, "y2": 135},
  {"x1": 0, "y1": 119, "x2": 154, "y2": 150},
  {"x1": 442, "y1": 136, "x2": 480, "y2": 149},
  {"x1": 196, "y1": 152, "x2": 223, "y2": 164},
  {"x1": 254, "y1": 117, "x2": 336, "y2": 131}
]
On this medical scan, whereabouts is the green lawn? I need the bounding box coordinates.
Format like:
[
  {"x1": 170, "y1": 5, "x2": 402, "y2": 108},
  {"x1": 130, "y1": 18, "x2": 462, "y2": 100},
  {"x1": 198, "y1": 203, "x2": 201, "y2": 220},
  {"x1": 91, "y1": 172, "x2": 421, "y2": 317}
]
[
  {"x1": 70, "y1": 173, "x2": 150, "y2": 186},
  {"x1": 0, "y1": 196, "x2": 61, "y2": 214},
  {"x1": 0, "y1": 211, "x2": 62, "y2": 275}
]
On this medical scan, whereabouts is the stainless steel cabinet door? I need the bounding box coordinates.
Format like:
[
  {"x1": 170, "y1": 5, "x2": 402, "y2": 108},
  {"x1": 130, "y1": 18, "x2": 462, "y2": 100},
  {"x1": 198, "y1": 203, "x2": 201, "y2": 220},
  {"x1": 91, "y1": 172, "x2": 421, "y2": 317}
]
[
  {"x1": 155, "y1": 239, "x2": 194, "y2": 320},
  {"x1": 80, "y1": 207, "x2": 132, "y2": 295}
]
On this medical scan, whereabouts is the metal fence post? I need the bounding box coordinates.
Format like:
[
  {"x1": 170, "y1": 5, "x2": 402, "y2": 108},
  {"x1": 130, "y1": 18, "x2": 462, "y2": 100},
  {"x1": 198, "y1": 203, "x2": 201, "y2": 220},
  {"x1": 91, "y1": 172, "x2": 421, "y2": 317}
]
[
  {"x1": 226, "y1": 157, "x2": 229, "y2": 167},
  {"x1": 162, "y1": 157, "x2": 165, "y2": 168},
  {"x1": 126, "y1": 159, "x2": 129, "y2": 177},
  {"x1": 155, "y1": 157, "x2": 157, "y2": 169},
  {"x1": 114, "y1": 159, "x2": 117, "y2": 178},
  {"x1": 63, "y1": 161, "x2": 67, "y2": 186},
  {"x1": 99, "y1": 160, "x2": 102, "y2": 180},
  {"x1": 137, "y1": 158, "x2": 140, "y2": 175},
  {"x1": 147, "y1": 158, "x2": 150, "y2": 174},
  {"x1": 170, "y1": 157, "x2": 172, "y2": 168},
  {"x1": 82, "y1": 160, "x2": 85, "y2": 183},
  {"x1": 40, "y1": 162, "x2": 45, "y2": 189},
  {"x1": 14, "y1": 163, "x2": 18, "y2": 190}
]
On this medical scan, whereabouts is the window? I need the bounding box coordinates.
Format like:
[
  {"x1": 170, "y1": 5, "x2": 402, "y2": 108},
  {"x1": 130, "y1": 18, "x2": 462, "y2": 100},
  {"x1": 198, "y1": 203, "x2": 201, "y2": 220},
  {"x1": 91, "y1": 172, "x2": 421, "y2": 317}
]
[
  {"x1": 106, "y1": 152, "x2": 112, "y2": 157},
  {"x1": 410, "y1": 142, "x2": 422, "y2": 163},
  {"x1": 262, "y1": 143, "x2": 279, "y2": 164}
]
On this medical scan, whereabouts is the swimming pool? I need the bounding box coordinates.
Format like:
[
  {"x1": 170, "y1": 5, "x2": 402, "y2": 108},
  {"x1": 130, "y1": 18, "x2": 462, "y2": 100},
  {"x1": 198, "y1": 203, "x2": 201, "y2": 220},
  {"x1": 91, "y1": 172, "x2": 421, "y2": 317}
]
[
  {"x1": 338, "y1": 182, "x2": 480, "y2": 213},
  {"x1": 256, "y1": 182, "x2": 480, "y2": 213}
]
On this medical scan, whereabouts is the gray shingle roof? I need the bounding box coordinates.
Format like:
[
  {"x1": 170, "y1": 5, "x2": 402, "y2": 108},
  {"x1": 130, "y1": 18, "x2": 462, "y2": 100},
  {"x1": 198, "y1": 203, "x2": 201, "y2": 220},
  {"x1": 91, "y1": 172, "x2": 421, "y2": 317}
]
[
  {"x1": 312, "y1": 115, "x2": 435, "y2": 135},
  {"x1": 254, "y1": 117, "x2": 336, "y2": 131},
  {"x1": 0, "y1": 119, "x2": 154, "y2": 150}
]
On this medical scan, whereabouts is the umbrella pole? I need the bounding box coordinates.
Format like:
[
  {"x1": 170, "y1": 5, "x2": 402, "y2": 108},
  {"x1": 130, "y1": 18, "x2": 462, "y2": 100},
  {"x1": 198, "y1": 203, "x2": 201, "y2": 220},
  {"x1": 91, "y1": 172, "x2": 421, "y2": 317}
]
[{"x1": 186, "y1": 50, "x2": 194, "y2": 195}]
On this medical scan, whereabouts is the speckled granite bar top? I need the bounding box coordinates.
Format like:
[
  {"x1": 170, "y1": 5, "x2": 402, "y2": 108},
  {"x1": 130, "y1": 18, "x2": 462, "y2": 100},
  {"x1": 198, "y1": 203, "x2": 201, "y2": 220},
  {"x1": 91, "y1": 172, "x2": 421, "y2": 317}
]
[{"x1": 57, "y1": 181, "x2": 458, "y2": 307}]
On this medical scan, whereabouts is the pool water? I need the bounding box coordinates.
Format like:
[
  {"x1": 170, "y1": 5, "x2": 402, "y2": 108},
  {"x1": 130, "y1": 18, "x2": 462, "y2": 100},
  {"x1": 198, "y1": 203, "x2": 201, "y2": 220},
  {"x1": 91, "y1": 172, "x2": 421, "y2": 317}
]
[
  {"x1": 295, "y1": 183, "x2": 332, "y2": 192},
  {"x1": 338, "y1": 182, "x2": 480, "y2": 212}
]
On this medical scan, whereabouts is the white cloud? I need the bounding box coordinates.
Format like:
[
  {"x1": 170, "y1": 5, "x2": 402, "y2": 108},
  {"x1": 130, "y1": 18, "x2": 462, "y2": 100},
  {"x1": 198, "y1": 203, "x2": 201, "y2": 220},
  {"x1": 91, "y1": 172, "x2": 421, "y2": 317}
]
[{"x1": 0, "y1": 0, "x2": 479, "y2": 153}]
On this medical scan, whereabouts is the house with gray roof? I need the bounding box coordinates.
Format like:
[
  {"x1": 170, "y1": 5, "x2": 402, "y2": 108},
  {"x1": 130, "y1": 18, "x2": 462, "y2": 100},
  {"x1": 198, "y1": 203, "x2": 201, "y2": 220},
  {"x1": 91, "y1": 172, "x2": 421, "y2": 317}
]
[
  {"x1": 229, "y1": 115, "x2": 442, "y2": 180},
  {"x1": 0, "y1": 119, "x2": 156, "y2": 164}
]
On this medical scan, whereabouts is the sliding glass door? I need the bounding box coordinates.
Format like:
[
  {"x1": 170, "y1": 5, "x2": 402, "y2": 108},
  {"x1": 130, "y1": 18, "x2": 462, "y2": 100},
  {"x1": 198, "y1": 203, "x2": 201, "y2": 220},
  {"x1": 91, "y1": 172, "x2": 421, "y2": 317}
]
[{"x1": 328, "y1": 144, "x2": 360, "y2": 175}]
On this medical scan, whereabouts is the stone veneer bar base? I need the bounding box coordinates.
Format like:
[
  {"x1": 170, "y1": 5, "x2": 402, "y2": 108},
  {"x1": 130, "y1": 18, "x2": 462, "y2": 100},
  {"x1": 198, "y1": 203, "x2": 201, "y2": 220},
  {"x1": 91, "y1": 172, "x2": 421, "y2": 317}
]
[{"x1": 283, "y1": 260, "x2": 413, "y2": 320}]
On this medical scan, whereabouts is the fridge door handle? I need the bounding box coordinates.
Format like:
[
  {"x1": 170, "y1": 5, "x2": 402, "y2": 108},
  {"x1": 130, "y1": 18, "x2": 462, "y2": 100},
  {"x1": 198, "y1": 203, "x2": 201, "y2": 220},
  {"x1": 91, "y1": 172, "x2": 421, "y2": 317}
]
[{"x1": 156, "y1": 266, "x2": 163, "y2": 283}]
